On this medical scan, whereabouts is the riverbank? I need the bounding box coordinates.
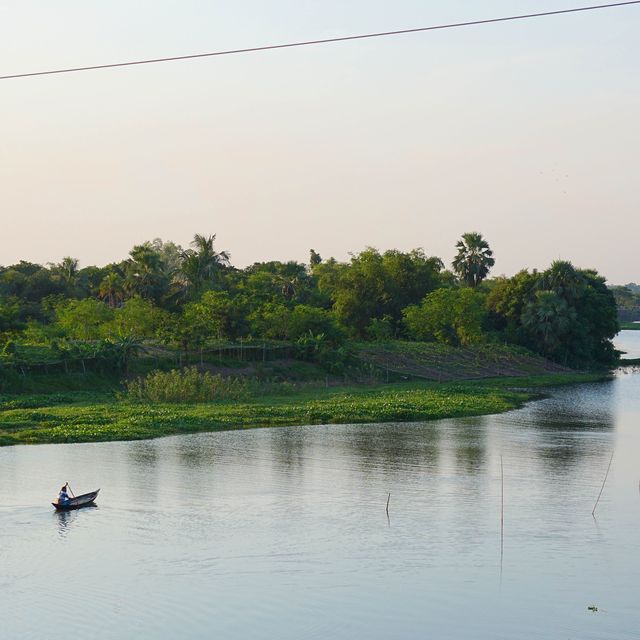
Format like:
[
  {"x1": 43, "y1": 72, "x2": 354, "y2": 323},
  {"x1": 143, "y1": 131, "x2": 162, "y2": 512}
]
[{"x1": 0, "y1": 372, "x2": 608, "y2": 446}]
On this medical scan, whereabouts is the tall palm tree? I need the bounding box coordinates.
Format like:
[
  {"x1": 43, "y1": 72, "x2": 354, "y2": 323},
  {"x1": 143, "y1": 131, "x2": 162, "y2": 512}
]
[
  {"x1": 452, "y1": 232, "x2": 495, "y2": 287},
  {"x1": 179, "y1": 234, "x2": 230, "y2": 296}
]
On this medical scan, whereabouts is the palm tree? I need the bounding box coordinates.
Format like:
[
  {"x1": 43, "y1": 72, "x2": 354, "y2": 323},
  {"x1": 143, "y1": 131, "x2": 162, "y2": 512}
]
[
  {"x1": 179, "y1": 234, "x2": 230, "y2": 296},
  {"x1": 522, "y1": 290, "x2": 576, "y2": 358},
  {"x1": 56, "y1": 257, "x2": 79, "y2": 287},
  {"x1": 538, "y1": 260, "x2": 585, "y2": 303},
  {"x1": 452, "y1": 232, "x2": 495, "y2": 287},
  {"x1": 98, "y1": 272, "x2": 124, "y2": 308},
  {"x1": 123, "y1": 244, "x2": 168, "y2": 301}
]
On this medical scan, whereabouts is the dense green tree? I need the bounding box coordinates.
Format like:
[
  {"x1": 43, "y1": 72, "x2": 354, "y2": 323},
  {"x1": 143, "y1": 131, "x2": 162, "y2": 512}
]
[
  {"x1": 54, "y1": 299, "x2": 113, "y2": 341},
  {"x1": 248, "y1": 303, "x2": 343, "y2": 343},
  {"x1": 325, "y1": 248, "x2": 444, "y2": 336},
  {"x1": 0, "y1": 296, "x2": 22, "y2": 332},
  {"x1": 487, "y1": 262, "x2": 618, "y2": 367},
  {"x1": 404, "y1": 288, "x2": 487, "y2": 346},
  {"x1": 231, "y1": 261, "x2": 325, "y2": 317},
  {"x1": 452, "y1": 232, "x2": 495, "y2": 287},
  {"x1": 522, "y1": 291, "x2": 576, "y2": 358},
  {"x1": 182, "y1": 291, "x2": 245, "y2": 342},
  {"x1": 105, "y1": 298, "x2": 165, "y2": 340}
]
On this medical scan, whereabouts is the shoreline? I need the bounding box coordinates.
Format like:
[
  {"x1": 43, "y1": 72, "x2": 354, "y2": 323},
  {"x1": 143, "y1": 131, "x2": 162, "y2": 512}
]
[{"x1": 0, "y1": 372, "x2": 610, "y2": 447}]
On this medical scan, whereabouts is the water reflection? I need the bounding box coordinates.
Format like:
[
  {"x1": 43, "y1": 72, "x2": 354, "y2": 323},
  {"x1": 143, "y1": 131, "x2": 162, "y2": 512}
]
[
  {"x1": 269, "y1": 427, "x2": 310, "y2": 471},
  {"x1": 342, "y1": 421, "x2": 443, "y2": 476},
  {"x1": 450, "y1": 419, "x2": 488, "y2": 473}
]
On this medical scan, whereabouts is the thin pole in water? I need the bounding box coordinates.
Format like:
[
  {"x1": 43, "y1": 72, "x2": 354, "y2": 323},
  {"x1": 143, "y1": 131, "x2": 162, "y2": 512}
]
[
  {"x1": 592, "y1": 450, "x2": 615, "y2": 517},
  {"x1": 386, "y1": 492, "x2": 391, "y2": 517},
  {"x1": 500, "y1": 457, "x2": 504, "y2": 555}
]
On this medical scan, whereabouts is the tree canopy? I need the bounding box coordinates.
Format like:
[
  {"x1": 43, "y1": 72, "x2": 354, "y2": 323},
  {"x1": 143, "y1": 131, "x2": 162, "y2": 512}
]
[{"x1": 0, "y1": 233, "x2": 621, "y2": 370}]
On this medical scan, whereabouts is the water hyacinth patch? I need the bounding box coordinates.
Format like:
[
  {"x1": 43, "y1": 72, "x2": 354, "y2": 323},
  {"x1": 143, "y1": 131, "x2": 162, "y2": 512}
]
[{"x1": 0, "y1": 372, "x2": 606, "y2": 446}]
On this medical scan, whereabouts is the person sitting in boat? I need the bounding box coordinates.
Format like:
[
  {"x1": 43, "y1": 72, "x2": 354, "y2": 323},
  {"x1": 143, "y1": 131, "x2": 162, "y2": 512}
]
[{"x1": 58, "y1": 483, "x2": 70, "y2": 506}]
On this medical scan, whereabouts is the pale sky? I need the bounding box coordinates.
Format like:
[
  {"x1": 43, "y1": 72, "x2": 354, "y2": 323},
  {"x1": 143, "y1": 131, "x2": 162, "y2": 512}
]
[{"x1": 1, "y1": 1, "x2": 639, "y2": 283}]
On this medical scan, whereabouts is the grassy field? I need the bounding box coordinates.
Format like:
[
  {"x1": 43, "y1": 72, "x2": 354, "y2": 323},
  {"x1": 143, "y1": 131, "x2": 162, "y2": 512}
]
[
  {"x1": 620, "y1": 322, "x2": 640, "y2": 330},
  {"x1": 0, "y1": 372, "x2": 608, "y2": 447}
]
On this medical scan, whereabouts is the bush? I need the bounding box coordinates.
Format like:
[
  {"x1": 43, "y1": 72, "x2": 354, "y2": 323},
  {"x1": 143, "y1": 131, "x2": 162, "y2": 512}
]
[
  {"x1": 123, "y1": 367, "x2": 249, "y2": 403},
  {"x1": 403, "y1": 288, "x2": 487, "y2": 346},
  {"x1": 0, "y1": 366, "x2": 24, "y2": 393}
]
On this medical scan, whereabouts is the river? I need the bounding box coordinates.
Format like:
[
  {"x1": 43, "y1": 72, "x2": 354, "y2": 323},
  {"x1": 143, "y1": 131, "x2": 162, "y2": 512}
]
[{"x1": 1, "y1": 332, "x2": 639, "y2": 639}]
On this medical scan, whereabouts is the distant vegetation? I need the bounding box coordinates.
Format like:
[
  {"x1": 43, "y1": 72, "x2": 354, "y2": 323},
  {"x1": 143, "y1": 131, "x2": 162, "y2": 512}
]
[
  {"x1": 610, "y1": 284, "x2": 640, "y2": 322},
  {"x1": 0, "y1": 231, "x2": 620, "y2": 395}
]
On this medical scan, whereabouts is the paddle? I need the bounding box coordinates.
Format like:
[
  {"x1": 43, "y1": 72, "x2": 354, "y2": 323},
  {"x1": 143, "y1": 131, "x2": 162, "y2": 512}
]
[{"x1": 66, "y1": 482, "x2": 76, "y2": 499}]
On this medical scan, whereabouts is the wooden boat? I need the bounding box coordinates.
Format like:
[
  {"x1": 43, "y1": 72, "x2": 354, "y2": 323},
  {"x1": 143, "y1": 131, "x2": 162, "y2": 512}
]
[{"x1": 52, "y1": 489, "x2": 100, "y2": 511}]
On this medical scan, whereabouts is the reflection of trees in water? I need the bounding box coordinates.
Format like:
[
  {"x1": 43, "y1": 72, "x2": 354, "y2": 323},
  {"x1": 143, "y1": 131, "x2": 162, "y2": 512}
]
[
  {"x1": 338, "y1": 418, "x2": 490, "y2": 479},
  {"x1": 174, "y1": 439, "x2": 219, "y2": 469},
  {"x1": 339, "y1": 423, "x2": 442, "y2": 477},
  {"x1": 126, "y1": 441, "x2": 161, "y2": 501},
  {"x1": 128, "y1": 441, "x2": 160, "y2": 467},
  {"x1": 263, "y1": 420, "x2": 489, "y2": 480},
  {"x1": 259, "y1": 423, "x2": 444, "y2": 487},
  {"x1": 448, "y1": 418, "x2": 488, "y2": 474},
  {"x1": 508, "y1": 381, "x2": 615, "y2": 475},
  {"x1": 267, "y1": 428, "x2": 310, "y2": 472}
]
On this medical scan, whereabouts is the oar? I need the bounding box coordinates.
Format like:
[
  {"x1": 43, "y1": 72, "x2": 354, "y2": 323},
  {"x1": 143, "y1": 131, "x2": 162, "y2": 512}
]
[{"x1": 66, "y1": 482, "x2": 76, "y2": 498}]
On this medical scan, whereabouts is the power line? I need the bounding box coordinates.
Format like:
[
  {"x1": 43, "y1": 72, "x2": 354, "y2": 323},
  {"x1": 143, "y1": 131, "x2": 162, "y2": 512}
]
[{"x1": 2, "y1": 1, "x2": 639, "y2": 81}]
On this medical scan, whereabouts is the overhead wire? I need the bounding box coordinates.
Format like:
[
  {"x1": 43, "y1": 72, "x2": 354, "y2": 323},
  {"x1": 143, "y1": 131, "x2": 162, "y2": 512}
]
[{"x1": 1, "y1": 1, "x2": 639, "y2": 81}]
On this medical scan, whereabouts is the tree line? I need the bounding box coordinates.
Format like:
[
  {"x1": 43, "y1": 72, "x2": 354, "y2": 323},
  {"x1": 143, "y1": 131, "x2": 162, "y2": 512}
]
[
  {"x1": 0, "y1": 232, "x2": 619, "y2": 371},
  {"x1": 610, "y1": 283, "x2": 640, "y2": 322}
]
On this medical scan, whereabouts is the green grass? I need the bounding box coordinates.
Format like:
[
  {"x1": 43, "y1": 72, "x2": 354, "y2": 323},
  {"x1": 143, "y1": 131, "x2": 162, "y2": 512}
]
[
  {"x1": 620, "y1": 322, "x2": 640, "y2": 330},
  {"x1": 0, "y1": 371, "x2": 608, "y2": 447}
]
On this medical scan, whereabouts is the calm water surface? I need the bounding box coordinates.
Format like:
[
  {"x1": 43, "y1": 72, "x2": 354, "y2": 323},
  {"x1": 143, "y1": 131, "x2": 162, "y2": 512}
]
[{"x1": 1, "y1": 332, "x2": 640, "y2": 639}]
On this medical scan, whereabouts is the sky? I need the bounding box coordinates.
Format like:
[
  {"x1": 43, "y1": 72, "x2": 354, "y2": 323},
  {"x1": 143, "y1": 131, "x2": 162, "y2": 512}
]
[{"x1": 1, "y1": 0, "x2": 639, "y2": 283}]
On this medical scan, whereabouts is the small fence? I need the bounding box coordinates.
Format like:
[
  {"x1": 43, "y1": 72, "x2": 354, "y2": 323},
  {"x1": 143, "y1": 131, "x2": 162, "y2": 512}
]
[
  {"x1": 0, "y1": 356, "x2": 111, "y2": 376},
  {"x1": 0, "y1": 342, "x2": 298, "y2": 377}
]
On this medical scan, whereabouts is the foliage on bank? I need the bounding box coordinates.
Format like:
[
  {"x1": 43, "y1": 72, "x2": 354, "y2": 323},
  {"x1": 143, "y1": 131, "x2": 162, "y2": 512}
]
[
  {"x1": 0, "y1": 372, "x2": 607, "y2": 447},
  {"x1": 0, "y1": 233, "x2": 620, "y2": 379}
]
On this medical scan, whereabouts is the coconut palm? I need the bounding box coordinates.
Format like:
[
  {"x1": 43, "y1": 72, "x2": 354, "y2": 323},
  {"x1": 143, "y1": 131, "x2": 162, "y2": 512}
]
[
  {"x1": 179, "y1": 234, "x2": 230, "y2": 296},
  {"x1": 452, "y1": 232, "x2": 495, "y2": 287}
]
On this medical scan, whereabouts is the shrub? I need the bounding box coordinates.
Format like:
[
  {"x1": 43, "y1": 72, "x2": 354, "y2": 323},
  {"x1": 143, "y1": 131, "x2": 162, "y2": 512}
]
[
  {"x1": 0, "y1": 366, "x2": 24, "y2": 393},
  {"x1": 123, "y1": 367, "x2": 248, "y2": 403}
]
